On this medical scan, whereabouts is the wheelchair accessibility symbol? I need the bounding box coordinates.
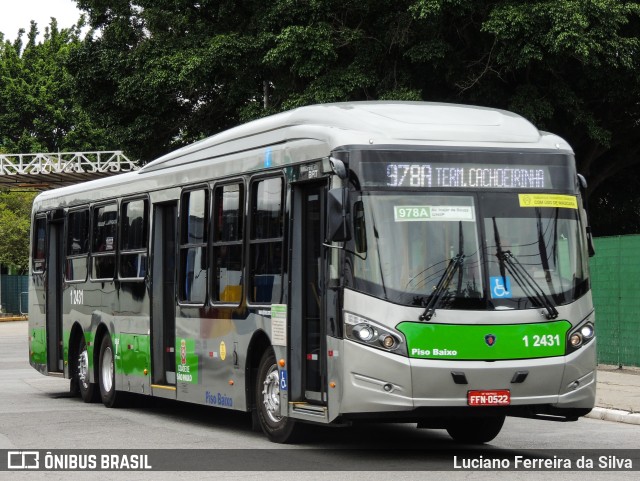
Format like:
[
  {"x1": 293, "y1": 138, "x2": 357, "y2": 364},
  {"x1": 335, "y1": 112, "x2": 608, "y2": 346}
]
[
  {"x1": 279, "y1": 369, "x2": 288, "y2": 391},
  {"x1": 490, "y1": 276, "x2": 512, "y2": 299}
]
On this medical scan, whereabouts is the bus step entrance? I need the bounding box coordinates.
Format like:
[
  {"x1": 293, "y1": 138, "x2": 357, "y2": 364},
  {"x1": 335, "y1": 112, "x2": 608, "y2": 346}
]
[{"x1": 290, "y1": 402, "x2": 328, "y2": 422}]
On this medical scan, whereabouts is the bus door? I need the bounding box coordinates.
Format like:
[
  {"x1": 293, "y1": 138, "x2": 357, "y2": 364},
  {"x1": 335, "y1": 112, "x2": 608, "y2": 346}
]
[
  {"x1": 150, "y1": 202, "x2": 177, "y2": 390},
  {"x1": 290, "y1": 181, "x2": 327, "y2": 404},
  {"x1": 45, "y1": 209, "x2": 64, "y2": 373}
]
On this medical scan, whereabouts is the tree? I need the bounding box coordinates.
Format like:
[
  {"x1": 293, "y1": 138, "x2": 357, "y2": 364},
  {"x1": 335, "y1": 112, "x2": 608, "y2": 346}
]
[
  {"x1": 0, "y1": 190, "x2": 37, "y2": 273},
  {"x1": 0, "y1": 0, "x2": 629, "y2": 236},
  {"x1": 476, "y1": 0, "x2": 640, "y2": 200},
  {"x1": 0, "y1": 18, "x2": 115, "y2": 154},
  {"x1": 69, "y1": 2, "x2": 640, "y2": 182},
  {"x1": 0, "y1": 18, "x2": 120, "y2": 274}
]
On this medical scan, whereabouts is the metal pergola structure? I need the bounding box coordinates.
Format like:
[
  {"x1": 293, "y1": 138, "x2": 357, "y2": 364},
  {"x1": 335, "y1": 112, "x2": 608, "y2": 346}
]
[{"x1": 0, "y1": 151, "x2": 140, "y2": 189}]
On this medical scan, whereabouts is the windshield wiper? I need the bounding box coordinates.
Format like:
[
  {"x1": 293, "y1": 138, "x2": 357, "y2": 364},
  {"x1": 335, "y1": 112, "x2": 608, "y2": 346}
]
[
  {"x1": 491, "y1": 218, "x2": 558, "y2": 320},
  {"x1": 419, "y1": 221, "x2": 465, "y2": 322},
  {"x1": 419, "y1": 254, "x2": 465, "y2": 321}
]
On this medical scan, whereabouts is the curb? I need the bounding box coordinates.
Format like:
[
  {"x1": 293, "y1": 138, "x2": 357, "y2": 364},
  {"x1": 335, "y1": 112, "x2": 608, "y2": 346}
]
[{"x1": 586, "y1": 407, "x2": 640, "y2": 426}]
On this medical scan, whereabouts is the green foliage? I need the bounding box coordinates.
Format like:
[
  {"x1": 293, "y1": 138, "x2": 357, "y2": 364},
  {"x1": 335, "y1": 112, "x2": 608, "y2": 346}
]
[
  {"x1": 0, "y1": 191, "x2": 37, "y2": 273},
  {"x1": 0, "y1": 18, "x2": 115, "y2": 153},
  {"x1": 69, "y1": 0, "x2": 446, "y2": 160},
  {"x1": 0, "y1": 17, "x2": 117, "y2": 271},
  {"x1": 484, "y1": 1, "x2": 640, "y2": 68},
  {"x1": 477, "y1": 1, "x2": 640, "y2": 234},
  {"x1": 0, "y1": 1, "x2": 639, "y2": 234}
]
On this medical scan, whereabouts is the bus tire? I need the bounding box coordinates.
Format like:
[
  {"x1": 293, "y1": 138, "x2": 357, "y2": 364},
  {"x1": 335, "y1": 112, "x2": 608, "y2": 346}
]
[
  {"x1": 445, "y1": 415, "x2": 505, "y2": 444},
  {"x1": 98, "y1": 335, "x2": 125, "y2": 408},
  {"x1": 77, "y1": 336, "x2": 98, "y2": 403},
  {"x1": 255, "y1": 349, "x2": 298, "y2": 443}
]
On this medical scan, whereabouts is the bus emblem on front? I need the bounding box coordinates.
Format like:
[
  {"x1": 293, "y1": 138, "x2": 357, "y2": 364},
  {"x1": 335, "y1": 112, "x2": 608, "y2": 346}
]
[{"x1": 485, "y1": 334, "x2": 496, "y2": 347}]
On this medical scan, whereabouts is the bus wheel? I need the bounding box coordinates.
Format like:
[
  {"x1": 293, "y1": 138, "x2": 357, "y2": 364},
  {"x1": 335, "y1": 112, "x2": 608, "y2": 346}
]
[
  {"x1": 255, "y1": 349, "x2": 298, "y2": 443},
  {"x1": 77, "y1": 336, "x2": 98, "y2": 403},
  {"x1": 98, "y1": 335, "x2": 124, "y2": 408},
  {"x1": 445, "y1": 415, "x2": 505, "y2": 444}
]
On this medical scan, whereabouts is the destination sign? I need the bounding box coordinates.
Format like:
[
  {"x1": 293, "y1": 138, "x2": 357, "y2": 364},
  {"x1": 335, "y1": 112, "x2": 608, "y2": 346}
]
[
  {"x1": 351, "y1": 150, "x2": 576, "y2": 191},
  {"x1": 384, "y1": 163, "x2": 550, "y2": 189}
]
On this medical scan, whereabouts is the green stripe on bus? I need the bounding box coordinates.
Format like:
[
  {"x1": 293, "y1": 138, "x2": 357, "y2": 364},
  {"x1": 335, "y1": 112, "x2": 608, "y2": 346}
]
[{"x1": 397, "y1": 320, "x2": 571, "y2": 360}]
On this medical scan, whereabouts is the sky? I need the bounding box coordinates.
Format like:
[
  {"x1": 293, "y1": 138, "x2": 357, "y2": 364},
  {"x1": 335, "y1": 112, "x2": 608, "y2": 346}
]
[{"x1": 0, "y1": 0, "x2": 83, "y2": 42}]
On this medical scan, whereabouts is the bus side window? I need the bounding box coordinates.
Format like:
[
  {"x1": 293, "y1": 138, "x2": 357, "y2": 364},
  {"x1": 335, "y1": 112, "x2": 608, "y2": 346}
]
[
  {"x1": 91, "y1": 203, "x2": 117, "y2": 280},
  {"x1": 213, "y1": 183, "x2": 244, "y2": 303},
  {"x1": 65, "y1": 209, "x2": 89, "y2": 282},
  {"x1": 179, "y1": 188, "x2": 208, "y2": 304},
  {"x1": 249, "y1": 177, "x2": 283, "y2": 303},
  {"x1": 120, "y1": 199, "x2": 148, "y2": 280},
  {"x1": 32, "y1": 216, "x2": 47, "y2": 273}
]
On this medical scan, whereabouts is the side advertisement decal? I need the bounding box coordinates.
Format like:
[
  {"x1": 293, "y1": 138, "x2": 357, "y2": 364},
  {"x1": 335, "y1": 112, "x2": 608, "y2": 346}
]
[{"x1": 176, "y1": 338, "x2": 199, "y2": 383}]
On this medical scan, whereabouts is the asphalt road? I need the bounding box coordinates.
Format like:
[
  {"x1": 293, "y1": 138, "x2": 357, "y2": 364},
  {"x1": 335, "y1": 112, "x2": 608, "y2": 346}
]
[{"x1": 1, "y1": 320, "x2": 638, "y2": 480}]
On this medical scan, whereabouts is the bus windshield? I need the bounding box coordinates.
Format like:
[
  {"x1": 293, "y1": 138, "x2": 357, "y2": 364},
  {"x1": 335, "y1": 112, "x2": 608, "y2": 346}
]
[
  {"x1": 481, "y1": 192, "x2": 589, "y2": 310},
  {"x1": 349, "y1": 193, "x2": 484, "y2": 309},
  {"x1": 347, "y1": 191, "x2": 589, "y2": 311}
]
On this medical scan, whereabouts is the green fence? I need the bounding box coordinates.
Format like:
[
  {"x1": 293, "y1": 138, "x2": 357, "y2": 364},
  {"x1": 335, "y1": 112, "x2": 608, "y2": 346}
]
[
  {"x1": 0, "y1": 275, "x2": 28, "y2": 316},
  {"x1": 591, "y1": 235, "x2": 640, "y2": 367}
]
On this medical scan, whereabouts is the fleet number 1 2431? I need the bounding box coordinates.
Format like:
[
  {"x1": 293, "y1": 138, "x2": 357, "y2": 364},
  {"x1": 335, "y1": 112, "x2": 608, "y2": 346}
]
[{"x1": 522, "y1": 334, "x2": 561, "y2": 347}]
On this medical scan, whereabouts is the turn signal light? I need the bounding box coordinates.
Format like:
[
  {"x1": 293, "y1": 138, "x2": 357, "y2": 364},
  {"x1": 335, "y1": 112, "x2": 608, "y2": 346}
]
[
  {"x1": 382, "y1": 335, "x2": 396, "y2": 349},
  {"x1": 570, "y1": 333, "x2": 582, "y2": 347}
]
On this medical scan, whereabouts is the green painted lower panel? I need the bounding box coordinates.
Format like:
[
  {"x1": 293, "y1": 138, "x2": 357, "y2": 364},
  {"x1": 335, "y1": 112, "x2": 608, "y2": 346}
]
[
  {"x1": 30, "y1": 327, "x2": 47, "y2": 365},
  {"x1": 29, "y1": 326, "x2": 154, "y2": 377},
  {"x1": 397, "y1": 321, "x2": 572, "y2": 360},
  {"x1": 63, "y1": 329, "x2": 70, "y2": 365},
  {"x1": 117, "y1": 333, "x2": 150, "y2": 377}
]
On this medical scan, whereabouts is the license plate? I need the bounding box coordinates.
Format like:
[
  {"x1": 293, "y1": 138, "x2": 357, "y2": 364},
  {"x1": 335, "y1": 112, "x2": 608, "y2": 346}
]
[{"x1": 467, "y1": 390, "x2": 511, "y2": 406}]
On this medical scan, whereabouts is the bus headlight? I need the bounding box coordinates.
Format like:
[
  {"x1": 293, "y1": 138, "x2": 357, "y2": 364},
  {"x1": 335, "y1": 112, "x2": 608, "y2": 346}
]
[
  {"x1": 566, "y1": 314, "x2": 595, "y2": 353},
  {"x1": 344, "y1": 312, "x2": 407, "y2": 356},
  {"x1": 580, "y1": 324, "x2": 594, "y2": 339},
  {"x1": 353, "y1": 324, "x2": 376, "y2": 342}
]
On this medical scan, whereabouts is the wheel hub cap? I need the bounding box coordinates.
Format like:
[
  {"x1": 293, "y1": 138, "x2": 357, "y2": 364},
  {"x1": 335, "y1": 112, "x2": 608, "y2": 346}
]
[{"x1": 262, "y1": 365, "x2": 281, "y2": 423}]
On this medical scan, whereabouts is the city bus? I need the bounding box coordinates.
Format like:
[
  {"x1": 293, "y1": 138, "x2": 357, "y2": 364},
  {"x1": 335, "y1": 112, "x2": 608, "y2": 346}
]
[{"x1": 28, "y1": 102, "x2": 596, "y2": 444}]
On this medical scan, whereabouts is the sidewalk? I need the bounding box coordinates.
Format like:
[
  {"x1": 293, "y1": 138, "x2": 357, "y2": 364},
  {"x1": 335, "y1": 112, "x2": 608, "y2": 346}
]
[{"x1": 588, "y1": 365, "x2": 640, "y2": 425}]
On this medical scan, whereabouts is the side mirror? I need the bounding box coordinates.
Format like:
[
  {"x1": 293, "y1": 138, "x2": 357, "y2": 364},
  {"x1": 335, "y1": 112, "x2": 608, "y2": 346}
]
[
  {"x1": 577, "y1": 173, "x2": 588, "y2": 191},
  {"x1": 329, "y1": 157, "x2": 348, "y2": 179},
  {"x1": 586, "y1": 226, "x2": 596, "y2": 257},
  {"x1": 577, "y1": 173, "x2": 595, "y2": 257},
  {"x1": 327, "y1": 188, "x2": 351, "y2": 242}
]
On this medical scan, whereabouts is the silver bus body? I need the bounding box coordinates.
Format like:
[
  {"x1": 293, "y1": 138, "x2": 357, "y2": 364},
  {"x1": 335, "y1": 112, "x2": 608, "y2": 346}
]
[{"x1": 28, "y1": 102, "x2": 595, "y2": 443}]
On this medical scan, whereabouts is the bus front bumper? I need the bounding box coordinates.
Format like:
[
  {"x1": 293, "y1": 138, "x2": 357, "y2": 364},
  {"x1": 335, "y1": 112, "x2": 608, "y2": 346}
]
[{"x1": 338, "y1": 338, "x2": 596, "y2": 420}]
